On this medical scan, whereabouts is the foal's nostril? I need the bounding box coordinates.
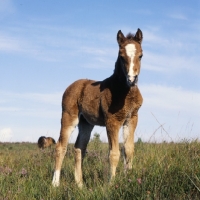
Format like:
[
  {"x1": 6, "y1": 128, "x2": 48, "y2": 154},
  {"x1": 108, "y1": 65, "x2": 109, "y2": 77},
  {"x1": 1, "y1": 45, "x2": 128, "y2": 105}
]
[
  {"x1": 127, "y1": 75, "x2": 138, "y2": 86},
  {"x1": 127, "y1": 75, "x2": 137, "y2": 82}
]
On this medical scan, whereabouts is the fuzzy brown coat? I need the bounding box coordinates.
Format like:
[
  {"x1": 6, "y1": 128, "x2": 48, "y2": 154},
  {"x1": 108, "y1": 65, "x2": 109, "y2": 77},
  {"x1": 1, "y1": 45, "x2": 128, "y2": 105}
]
[{"x1": 52, "y1": 29, "x2": 143, "y2": 188}]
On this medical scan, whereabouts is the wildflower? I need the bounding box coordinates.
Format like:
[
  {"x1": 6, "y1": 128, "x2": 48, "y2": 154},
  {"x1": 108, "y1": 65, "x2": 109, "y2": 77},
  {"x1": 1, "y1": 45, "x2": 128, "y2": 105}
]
[
  {"x1": 147, "y1": 191, "x2": 151, "y2": 195},
  {"x1": 128, "y1": 179, "x2": 132, "y2": 182},
  {"x1": 137, "y1": 178, "x2": 142, "y2": 184},
  {"x1": 0, "y1": 166, "x2": 12, "y2": 175},
  {"x1": 4, "y1": 166, "x2": 12, "y2": 174},
  {"x1": 115, "y1": 185, "x2": 119, "y2": 189},
  {"x1": 20, "y1": 168, "x2": 28, "y2": 177}
]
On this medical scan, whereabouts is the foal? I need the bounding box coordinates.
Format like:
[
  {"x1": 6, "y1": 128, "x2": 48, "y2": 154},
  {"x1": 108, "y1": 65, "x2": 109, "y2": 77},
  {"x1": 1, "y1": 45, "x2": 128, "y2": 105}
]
[
  {"x1": 52, "y1": 29, "x2": 143, "y2": 187},
  {"x1": 38, "y1": 136, "x2": 56, "y2": 149}
]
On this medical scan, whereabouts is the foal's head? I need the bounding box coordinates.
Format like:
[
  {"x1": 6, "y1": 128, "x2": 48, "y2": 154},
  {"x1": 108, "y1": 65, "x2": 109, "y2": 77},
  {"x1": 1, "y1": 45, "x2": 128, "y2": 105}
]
[{"x1": 117, "y1": 29, "x2": 143, "y2": 87}]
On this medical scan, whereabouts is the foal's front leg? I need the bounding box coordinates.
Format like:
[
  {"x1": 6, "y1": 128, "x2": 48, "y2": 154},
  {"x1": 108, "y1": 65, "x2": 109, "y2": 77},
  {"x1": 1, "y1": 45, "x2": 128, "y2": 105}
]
[
  {"x1": 122, "y1": 114, "x2": 138, "y2": 171},
  {"x1": 106, "y1": 121, "x2": 121, "y2": 181}
]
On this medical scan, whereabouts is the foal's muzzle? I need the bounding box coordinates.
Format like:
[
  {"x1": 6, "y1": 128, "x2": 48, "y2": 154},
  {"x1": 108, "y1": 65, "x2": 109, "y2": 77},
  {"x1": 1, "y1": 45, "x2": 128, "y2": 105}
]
[{"x1": 127, "y1": 75, "x2": 138, "y2": 87}]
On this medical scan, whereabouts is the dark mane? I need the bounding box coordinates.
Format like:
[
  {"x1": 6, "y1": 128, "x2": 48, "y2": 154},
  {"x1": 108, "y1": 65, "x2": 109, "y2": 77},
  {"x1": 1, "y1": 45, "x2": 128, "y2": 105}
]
[{"x1": 126, "y1": 33, "x2": 135, "y2": 40}]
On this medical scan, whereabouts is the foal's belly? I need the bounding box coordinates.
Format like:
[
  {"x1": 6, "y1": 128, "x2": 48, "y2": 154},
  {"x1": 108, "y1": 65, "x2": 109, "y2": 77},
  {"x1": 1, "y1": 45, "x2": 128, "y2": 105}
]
[
  {"x1": 81, "y1": 112, "x2": 105, "y2": 126},
  {"x1": 79, "y1": 95, "x2": 105, "y2": 126},
  {"x1": 79, "y1": 85, "x2": 105, "y2": 126}
]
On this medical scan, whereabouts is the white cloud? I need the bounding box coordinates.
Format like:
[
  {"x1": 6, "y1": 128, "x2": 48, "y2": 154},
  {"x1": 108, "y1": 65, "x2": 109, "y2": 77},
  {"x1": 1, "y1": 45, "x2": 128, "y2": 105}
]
[
  {"x1": 0, "y1": 128, "x2": 13, "y2": 142},
  {"x1": 169, "y1": 13, "x2": 188, "y2": 20},
  {"x1": 144, "y1": 29, "x2": 169, "y2": 46},
  {"x1": 0, "y1": 107, "x2": 20, "y2": 111},
  {"x1": 25, "y1": 92, "x2": 62, "y2": 105},
  {"x1": 0, "y1": 27, "x2": 115, "y2": 63},
  {"x1": 142, "y1": 27, "x2": 200, "y2": 73},
  {"x1": 0, "y1": 91, "x2": 62, "y2": 119},
  {"x1": 143, "y1": 51, "x2": 194, "y2": 73},
  {"x1": 140, "y1": 84, "x2": 200, "y2": 113},
  {"x1": 1, "y1": 85, "x2": 199, "y2": 143},
  {"x1": 0, "y1": 34, "x2": 22, "y2": 52},
  {"x1": 0, "y1": 91, "x2": 62, "y2": 106},
  {"x1": 137, "y1": 84, "x2": 200, "y2": 142}
]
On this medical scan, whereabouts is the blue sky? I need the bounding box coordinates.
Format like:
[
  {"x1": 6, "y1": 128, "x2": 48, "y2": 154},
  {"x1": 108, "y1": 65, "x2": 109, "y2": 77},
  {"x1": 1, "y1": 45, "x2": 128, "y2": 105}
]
[{"x1": 1, "y1": 0, "x2": 200, "y2": 143}]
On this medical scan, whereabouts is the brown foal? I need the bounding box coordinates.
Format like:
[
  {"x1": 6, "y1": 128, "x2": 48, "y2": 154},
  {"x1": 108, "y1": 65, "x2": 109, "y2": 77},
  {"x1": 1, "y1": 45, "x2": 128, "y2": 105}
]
[{"x1": 52, "y1": 29, "x2": 143, "y2": 188}]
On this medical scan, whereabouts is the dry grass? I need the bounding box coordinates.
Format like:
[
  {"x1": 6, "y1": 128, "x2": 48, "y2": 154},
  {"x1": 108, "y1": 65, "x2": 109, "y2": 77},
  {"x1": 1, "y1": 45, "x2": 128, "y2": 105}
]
[{"x1": 0, "y1": 139, "x2": 200, "y2": 199}]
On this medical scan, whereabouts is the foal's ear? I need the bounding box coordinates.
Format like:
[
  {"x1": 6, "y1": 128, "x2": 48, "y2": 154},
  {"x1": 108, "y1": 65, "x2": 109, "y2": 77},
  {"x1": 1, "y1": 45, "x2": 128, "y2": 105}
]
[
  {"x1": 117, "y1": 30, "x2": 125, "y2": 45},
  {"x1": 135, "y1": 28, "x2": 143, "y2": 44}
]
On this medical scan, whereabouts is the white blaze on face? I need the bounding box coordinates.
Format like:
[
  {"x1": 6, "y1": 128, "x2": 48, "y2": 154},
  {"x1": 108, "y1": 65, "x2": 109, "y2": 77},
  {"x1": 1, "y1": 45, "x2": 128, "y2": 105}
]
[{"x1": 125, "y1": 44, "x2": 136, "y2": 81}]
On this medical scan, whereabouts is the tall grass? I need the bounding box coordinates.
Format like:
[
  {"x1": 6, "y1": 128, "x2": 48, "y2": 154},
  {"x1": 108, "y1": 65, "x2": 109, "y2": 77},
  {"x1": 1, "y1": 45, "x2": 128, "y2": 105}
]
[{"x1": 0, "y1": 139, "x2": 200, "y2": 199}]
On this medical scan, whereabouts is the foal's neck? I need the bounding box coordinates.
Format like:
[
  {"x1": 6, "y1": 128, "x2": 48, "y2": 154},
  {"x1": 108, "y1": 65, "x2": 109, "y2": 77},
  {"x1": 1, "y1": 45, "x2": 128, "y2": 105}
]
[{"x1": 113, "y1": 56, "x2": 129, "y2": 88}]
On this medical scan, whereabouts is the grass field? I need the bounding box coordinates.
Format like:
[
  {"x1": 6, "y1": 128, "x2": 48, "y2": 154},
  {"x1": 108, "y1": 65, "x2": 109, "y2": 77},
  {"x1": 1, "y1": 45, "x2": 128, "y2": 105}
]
[{"x1": 0, "y1": 137, "x2": 200, "y2": 199}]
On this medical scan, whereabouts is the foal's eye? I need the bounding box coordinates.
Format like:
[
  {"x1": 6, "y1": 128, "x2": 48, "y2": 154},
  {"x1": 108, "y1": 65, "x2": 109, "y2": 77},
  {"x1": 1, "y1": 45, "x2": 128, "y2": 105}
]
[{"x1": 139, "y1": 55, "x2": 143, "y2": 60}]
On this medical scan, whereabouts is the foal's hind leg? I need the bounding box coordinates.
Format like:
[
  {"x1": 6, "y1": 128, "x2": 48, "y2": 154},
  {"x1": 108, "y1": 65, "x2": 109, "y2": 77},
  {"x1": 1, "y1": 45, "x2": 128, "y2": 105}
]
[
  {"x1": 106, "y1": 120, "x2": 121, "y2": 181},
  {"x1": 122, "y1": 114, "x2": 138, "y2": 171},
  {"x1": 74, "y1": 115, "x2": 94, "y2": 188},
  {"x1": 52, "y1": 112, "x2": 78, "y2": 187}
]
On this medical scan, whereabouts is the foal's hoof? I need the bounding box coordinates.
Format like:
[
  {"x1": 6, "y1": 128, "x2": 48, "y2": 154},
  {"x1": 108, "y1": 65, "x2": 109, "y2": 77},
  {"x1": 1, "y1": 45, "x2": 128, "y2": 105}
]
[
  {"x1": 77, "y1": 182, "x2": 83, "y2": 189},
  {"x1": 52, "y1": 180, "x2": 60, "y2": 187}
]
